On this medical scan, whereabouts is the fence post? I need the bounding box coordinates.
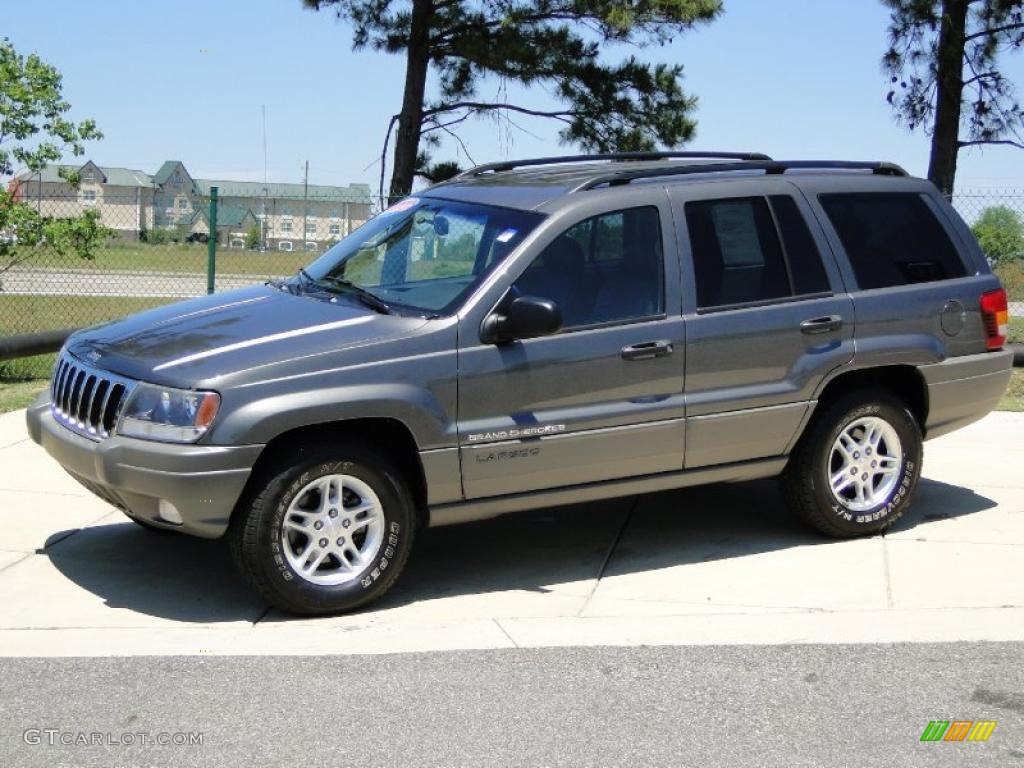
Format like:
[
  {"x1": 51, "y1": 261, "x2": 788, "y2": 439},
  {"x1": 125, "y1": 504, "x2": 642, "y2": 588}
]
[{"x1": 206, "y1": 186, "x2": 218, "y2": 294}]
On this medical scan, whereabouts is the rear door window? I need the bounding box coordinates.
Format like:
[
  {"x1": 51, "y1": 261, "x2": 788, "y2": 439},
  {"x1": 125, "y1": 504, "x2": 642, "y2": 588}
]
[
  {"x1": 818, "y1": 192, "x2": 968, "y2": 289},
  {"x1": 685, "y1": 196, "x2": 831, "y2": 310}
]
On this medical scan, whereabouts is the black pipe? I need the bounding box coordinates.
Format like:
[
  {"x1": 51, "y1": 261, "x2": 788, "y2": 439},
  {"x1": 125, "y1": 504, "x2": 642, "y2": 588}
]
[
  {"x1": 1011, "y1": 343, "x2": 1024, "y2": 368},
  {"x1": 0, "y1": 329, "x2": 76, "y2": 362}
]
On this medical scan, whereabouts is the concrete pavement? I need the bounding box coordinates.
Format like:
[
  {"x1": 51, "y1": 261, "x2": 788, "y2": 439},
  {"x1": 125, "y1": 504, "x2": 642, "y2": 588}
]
[{"x1": 0, "y1": 408, "x2": 1022, "y2": 656}]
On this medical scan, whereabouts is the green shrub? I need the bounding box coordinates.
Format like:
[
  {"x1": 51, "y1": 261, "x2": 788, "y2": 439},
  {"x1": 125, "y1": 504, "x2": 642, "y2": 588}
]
[{"x1": 973, "y1": 206, "x2": 1024, "y2": 264}]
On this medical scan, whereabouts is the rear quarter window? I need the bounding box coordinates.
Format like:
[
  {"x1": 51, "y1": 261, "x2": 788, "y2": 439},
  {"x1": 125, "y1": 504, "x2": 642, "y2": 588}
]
[{"x1": 819, "y1": 192, "x2": 968, "y2": 290}]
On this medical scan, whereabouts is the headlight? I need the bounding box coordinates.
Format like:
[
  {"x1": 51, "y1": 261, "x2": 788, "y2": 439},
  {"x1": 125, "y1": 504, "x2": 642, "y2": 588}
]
[{"x1": 118, "y1": 384, "x2": 221, "y2": 443}]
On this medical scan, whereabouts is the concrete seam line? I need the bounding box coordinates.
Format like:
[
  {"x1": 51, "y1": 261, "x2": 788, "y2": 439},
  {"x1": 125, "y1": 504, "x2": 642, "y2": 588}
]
[
  {"x1": 881, "y1": 535, "x2": 895, "y2": 610},
  {"x1": 0, "y1": 552, "x2": 32, "y2": 576},
  {"x1": 493, "y1": 619, "x2": 519, "y2": 648},
  {"x1": 576, "y1": 497, "x2": 639, "y2": 618}
]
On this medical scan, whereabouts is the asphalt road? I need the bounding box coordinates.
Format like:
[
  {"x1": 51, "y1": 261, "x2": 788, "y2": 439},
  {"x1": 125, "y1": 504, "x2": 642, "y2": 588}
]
[
  {"x1": 1, "y1": 643, "x2": 1022, "y2": 768},
  {"x1": 1, "y1": 267, "x2": 260, "y2": 298}
]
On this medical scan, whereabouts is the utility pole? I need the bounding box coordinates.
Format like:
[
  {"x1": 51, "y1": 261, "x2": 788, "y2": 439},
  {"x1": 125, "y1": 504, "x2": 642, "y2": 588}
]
[
  {"x1": 302, "y1": 160, "x2": 309, "y2": 249},
  {"x1": 261, "y1": 104, "x2": 268, "y2": 250}
]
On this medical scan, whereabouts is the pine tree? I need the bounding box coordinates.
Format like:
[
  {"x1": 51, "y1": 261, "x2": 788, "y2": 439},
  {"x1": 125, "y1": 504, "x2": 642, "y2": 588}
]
[
  {"x1": 883, "y1": 0, "x2": 1024, "y2": 195},
  {"x1": 304, "y1": 0, "x2": 721, "y2": 200}
]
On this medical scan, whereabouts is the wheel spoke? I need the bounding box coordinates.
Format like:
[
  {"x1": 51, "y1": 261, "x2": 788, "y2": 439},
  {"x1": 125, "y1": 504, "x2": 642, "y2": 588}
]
[
  {"x1": 836, "y1": 433, "x2": 856, "y2": 460},
  {"x1": 831, "y1": 469, "x2": 854, "y2": 493},
  {"x1": 284, "y1": 518, "x2": 311, "y2": 534},
  {"x1": 335, "y1": 547, "x2": 356, "y2": 570},
  {"x1": 346, "y1": 500, "x2": 376, "y2": 517},
  {"x1": 319, "y1": 477, "x2": 338, "y2": 515},
  {"x1": 349, "y1": 511, "x2": 379, "y2": 532},
  {"x1": 301, "y1": 547, "x2": 328, "y2": 575}
]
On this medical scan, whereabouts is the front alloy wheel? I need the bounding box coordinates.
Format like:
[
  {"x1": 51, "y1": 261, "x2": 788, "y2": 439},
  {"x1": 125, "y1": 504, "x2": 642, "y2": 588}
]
[
  {"x1": 281, "y1": 474, "x2": 385, "y2": 586},
  {"x1": 229, "y1": 442, "x2": 417, "y2": 615}
]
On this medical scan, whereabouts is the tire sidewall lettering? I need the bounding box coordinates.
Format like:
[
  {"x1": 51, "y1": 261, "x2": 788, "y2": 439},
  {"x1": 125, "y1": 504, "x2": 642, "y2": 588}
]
[
  {"x1": 269, "y1": 462, "x2": 404, "y2": 592},
  {"x1": 822, "y1": 404, "x2": 920, "y2": 530}
]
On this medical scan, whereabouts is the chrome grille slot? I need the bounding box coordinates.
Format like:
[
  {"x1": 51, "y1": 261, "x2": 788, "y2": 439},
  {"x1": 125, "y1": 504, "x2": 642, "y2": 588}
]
[{"x1": 50, "y1": 351, "x2": 136, "y2": 441}]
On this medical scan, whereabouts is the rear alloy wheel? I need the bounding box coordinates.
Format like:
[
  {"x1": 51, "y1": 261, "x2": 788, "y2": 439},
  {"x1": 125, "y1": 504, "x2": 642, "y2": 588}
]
[
  {"x1": 783, "y1": 391, "x2": 922, "y2": 538},
  {"x1": 229, "y1": 443, "x2": 416, "y2": 615},
  {"x1": 827, "y1": 416, "x2": 903, "y2": 513}
]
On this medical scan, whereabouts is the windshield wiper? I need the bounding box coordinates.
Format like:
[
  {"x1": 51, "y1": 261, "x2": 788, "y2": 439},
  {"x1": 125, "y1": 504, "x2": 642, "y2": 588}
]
[{"x1": 311, "y1": 274, "x2": 392, "y2": 314}]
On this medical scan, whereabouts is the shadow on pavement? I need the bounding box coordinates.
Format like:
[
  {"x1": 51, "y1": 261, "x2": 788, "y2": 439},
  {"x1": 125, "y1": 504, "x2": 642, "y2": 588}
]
[{"x1": 39, "y1": 476, "x2": 995, "y2": 623}]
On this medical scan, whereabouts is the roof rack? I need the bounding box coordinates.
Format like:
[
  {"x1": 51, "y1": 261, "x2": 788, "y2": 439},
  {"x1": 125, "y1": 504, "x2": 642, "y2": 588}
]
[
  {"x1": 575, "y1": 160, "x2": 908, "y2": 191},
  {"x1": 454, "y1": 151, "x2": 774, "y2": 179}
]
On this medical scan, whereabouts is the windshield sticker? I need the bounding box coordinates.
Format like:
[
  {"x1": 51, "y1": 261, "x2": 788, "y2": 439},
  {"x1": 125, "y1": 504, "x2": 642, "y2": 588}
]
[
  {"x1": 381, "y1": 197, "x2": 420, "y2": 215},
  {"x1": 495, "y1": 228, "x2": 518, "y2": 243}
]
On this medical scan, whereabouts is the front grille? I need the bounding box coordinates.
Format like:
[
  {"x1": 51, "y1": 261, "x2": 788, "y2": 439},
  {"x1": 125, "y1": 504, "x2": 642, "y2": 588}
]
[{"x1": 50, "y1": 351, "x2": 136, "y2": 440}]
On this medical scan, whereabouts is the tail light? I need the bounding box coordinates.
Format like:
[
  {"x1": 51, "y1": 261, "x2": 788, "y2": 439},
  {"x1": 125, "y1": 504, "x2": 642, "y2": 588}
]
[{"x1": 979, "y1": 288, "x2": 1008, "y2": 350}]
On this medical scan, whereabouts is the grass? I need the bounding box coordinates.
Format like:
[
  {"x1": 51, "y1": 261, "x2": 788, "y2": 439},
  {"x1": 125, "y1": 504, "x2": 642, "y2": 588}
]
[
  {"x1": 997, "y1": 368, "x2": 1024, "y2": 412},
  {"x1": 0, "y1": 378, "x2": 48, "y2": 414},
  {"x1": 1008, "y1": 317, "x2": 1024, "y2": 344},
  {"x1": 7, "y1": 242, "x2": 311, "y2": 277},
  {"x1": 0, "y1": 294, "x2": 174, "y2": 379},
  {"x1": 0, "y1": 294, "x2": 170, "y2": 334}
]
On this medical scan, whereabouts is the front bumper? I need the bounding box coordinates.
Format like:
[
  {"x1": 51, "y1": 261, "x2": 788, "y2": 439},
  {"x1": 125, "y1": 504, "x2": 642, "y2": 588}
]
[{"x1": 26, "y1": 395, "x2": 264, "y2": 538}]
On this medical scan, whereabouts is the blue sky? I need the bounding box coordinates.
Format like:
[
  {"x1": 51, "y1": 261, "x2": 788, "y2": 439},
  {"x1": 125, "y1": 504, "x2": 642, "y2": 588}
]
[{"x1": 6, "y1": 0, "x2": 1023, "y2": 191}]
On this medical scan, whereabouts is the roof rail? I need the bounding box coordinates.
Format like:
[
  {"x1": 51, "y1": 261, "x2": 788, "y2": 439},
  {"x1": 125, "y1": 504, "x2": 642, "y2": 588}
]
[
  {"x1": 575, "y1": 160, "x2": 909, "y2": 191},
  {"x1": 454, "y1": 151, "x2": 774, "y2": 179}
]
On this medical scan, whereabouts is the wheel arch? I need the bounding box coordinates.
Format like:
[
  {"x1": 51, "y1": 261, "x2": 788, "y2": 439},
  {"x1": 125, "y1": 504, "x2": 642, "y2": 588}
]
[
  {"x1": 811, "y1": 365, "x2": 929, "y2": 433},
  {"x1": 238, "y1": 417, "x2": 429, "y2": 527}
]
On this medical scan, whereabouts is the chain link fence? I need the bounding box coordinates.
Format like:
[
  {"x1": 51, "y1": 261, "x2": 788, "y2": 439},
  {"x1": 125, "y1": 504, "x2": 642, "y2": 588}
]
[
  {"x1": 1, "y1": 184, "x2": 1022, "y2": 410},
  {"x1": 952, "y1": 189, "x2": 1024, "y2": 412},
  {"x1": 0, "y1": 188, "x2": 373, "y2": 379}
]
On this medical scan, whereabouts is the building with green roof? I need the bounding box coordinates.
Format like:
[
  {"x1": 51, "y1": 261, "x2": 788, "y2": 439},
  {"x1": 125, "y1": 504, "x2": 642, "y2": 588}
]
[{"x1": 11, "y1": 159, "x2": 373, "y2": 250}]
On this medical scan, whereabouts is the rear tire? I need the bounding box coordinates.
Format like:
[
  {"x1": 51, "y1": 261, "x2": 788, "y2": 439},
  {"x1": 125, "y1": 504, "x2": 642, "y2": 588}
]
[
  {"x1": 782, "y1": 390, "x2": 922, "y2": 538},
  {"x1": 228, "y1": 441, "x2": 416, "y2": 615}
]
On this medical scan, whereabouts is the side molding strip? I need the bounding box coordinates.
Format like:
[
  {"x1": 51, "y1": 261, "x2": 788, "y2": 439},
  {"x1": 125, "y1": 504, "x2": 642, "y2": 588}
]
[{"x1": 428, "y1": 456, "x2": 788, "y2": 527}]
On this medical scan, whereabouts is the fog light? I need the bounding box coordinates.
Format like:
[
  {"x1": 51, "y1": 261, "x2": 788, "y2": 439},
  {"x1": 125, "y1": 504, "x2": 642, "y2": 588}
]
[{"x1": 158, "y1": 500, "x2": 183, "y2": 525}]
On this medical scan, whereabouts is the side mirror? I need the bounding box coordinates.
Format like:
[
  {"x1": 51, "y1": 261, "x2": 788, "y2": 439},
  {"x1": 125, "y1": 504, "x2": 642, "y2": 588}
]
[{"x1": 481, "y1": 295, "x2": 563, "y2": 345}]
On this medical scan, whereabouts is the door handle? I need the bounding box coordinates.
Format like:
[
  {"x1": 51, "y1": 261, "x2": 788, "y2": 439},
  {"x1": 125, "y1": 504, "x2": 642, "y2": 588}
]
[
  {"x1": 800, "y1": 315, "x2": 843, "y2": 335},
  {"x1": 621, "y1": 340, "x2": 674, "y2": 361}
]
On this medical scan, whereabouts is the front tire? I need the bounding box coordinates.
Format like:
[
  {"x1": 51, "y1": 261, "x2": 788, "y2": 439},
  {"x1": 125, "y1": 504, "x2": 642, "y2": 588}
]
[
  {"x1": 228, "y1": 442, "x2": 416, "y2": 615},
  {"x1": 783, "y1": 390, "x2": 922, "y2": 538}
]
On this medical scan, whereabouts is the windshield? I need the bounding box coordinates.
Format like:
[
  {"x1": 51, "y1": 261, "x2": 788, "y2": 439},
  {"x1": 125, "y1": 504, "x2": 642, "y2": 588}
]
[{"x1": 303, "y1": 197, "x2": 543, "y2": 314}]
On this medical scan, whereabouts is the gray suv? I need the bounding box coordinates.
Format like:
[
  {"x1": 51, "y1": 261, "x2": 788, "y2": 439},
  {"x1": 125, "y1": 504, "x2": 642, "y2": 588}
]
[{"x1": 26, "y1": 152, "x2": 1014, "y2": 614}]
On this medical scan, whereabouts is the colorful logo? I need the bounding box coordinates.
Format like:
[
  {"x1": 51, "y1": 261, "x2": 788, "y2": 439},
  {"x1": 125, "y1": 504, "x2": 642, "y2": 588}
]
[{"x1": 920, "y1": 721, "x2": 997, "y2": 742}]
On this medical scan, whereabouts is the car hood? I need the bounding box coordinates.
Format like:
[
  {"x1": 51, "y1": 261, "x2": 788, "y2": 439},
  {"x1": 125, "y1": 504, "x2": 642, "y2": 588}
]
[{"x1": 66, "y1": 284, "x2": 429, "y2": 388}]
